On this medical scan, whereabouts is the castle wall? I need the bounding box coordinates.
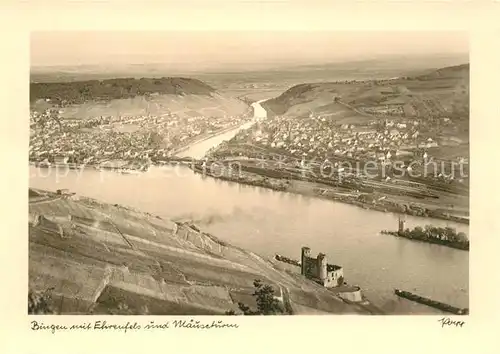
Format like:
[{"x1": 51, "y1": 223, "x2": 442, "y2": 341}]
[
  {"x1": 338, "y1": 287, "x2": 363, "y2": 302},
  {"x1": 324, "y1": 267, "x2": 344, "y2": 288},
  {"x1": 304, "y1": 258, "x2": 318, "y2": 279}
]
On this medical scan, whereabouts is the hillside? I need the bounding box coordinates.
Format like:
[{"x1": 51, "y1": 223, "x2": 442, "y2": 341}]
[
  {"x1": 262, "y1": 63, "x2": 469, "y2": 123},
  {"x1": 414, "y1": 63, "x2": 469, "y2": 81},
  {"x1": 29, "y1": 188, "x2": 375, "y2": 315},
  {"x1": 29, "y1": 77, "x2": 250, "y2": 122}
]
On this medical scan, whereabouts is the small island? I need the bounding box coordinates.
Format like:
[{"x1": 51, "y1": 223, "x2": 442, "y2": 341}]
[{"x1": 382, "y1": 220, "x2": 469, "y2": 251}]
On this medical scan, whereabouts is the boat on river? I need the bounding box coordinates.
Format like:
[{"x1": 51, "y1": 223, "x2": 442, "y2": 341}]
[{"x1": 394, "y1": 289, "x2": 469, "y2": 315}]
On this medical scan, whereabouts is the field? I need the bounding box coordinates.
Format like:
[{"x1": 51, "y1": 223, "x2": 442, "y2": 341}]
[{"x1": 263, "y1": 64, "x2": 469, "y2": 122}]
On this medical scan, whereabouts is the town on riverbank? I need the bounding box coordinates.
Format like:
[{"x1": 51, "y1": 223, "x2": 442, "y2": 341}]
[
  {"x1": 29, "y1": 78, "x2": 253, "y2": 170},
  {"x1": 193, "y1": 66, "x2": 469, "y2": 224}
]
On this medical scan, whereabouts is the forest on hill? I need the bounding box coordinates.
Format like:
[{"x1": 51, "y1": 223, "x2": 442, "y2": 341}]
[{"x1": 30, "y1": 77, "x2": 216, "y2": 105}]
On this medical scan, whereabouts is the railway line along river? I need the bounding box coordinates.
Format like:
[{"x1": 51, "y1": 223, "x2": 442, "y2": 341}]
[{"x1": 29, "y1": 99, "x2": 468, "y2": 314}]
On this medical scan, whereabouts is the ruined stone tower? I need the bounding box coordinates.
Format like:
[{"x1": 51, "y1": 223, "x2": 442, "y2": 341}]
[
  {"x1": 317, "y1": 253, "x2": 327, "y2": 283},
  {"x1": 301, "y1": 246, "x2": 311, "y2": 276}
]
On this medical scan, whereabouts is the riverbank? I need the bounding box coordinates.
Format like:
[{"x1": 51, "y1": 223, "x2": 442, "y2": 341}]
[
  {"x1": 190, "y1": 164, "x2": 469, "y2": 225},
  {"x1": 29, "y1": 156, "x2": 468, "y2": 226}
]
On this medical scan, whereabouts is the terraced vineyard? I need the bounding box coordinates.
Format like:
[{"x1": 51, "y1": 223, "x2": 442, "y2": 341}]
[{"x1": 29, "y1": 188, "x2": 374, "y2": 315}]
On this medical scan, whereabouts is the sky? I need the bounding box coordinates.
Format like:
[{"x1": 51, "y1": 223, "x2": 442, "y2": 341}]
[{"x1": 31, "y1": 31, "x2": 468, "y2": 70}]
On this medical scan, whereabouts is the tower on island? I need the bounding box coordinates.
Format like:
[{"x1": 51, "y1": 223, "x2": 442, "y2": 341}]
[{"x1": 398, "y1": 216, "x2": 406, "y2": 234}]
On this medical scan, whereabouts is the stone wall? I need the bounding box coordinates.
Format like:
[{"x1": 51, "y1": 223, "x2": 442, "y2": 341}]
[
  {"x1": 338, "y1": 287, "x2": 363, "y2": 302},
  {"x1": 324, "y1": 267, "x2": 344, "y2": 288}
]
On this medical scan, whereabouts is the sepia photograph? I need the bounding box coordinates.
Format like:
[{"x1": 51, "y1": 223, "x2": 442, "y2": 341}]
[{"x1": 28, "y1": 31, "x2": 470, "y2": 316}]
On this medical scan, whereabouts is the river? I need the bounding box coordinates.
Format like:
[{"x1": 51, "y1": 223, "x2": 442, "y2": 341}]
[
  {"x1": 176, "y1": 100, "x2": 267, "y2": 159},
  {"x1": 29, "y1": 99, "x2": 468, "y2": 314}
]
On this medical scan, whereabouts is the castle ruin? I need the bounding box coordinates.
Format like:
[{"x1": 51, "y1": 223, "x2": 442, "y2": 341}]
[{"x1": 301, "y1": 247, "x2": 344, "y2": 288}]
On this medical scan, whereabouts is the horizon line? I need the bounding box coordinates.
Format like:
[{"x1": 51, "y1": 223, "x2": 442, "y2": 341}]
[{"x1": 30, "y1": 51, "x2": 469, "y2": 70}]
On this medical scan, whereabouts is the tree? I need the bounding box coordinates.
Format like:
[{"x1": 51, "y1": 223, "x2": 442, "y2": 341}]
[
  {"x1": 412, "y1": 226, "x2": 424, "y2": 238},
  {"x1": 424, "y1": 225, "x2": 435, "y2": 239},
  {"x1": 226, "y1": 279, "x2": 285, "y2": 315},
  {"x1": 456, "y1": 232, "x2": 468, "y2": 243},
  {"x1": 444, "y1": 226, "x2": 457, "y2": 242},
  {"x1": 28, "y1": 288, "x2": 55, "y2": 314}
]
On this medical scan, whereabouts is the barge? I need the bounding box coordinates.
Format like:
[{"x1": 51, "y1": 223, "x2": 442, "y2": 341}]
[{"x1": 394, "y1": 289, "x2": 468, "y2": 315}]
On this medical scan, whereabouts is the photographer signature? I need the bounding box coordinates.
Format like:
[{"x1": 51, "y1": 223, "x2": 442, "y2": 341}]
[{"x1": 438, "y1": 317, "x2": 465, "y2": 328}]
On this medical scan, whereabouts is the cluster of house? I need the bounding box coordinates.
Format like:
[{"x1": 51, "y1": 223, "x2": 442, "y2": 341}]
[
  {"x1": 29, "y1": 122, "x2": 157, "y2": 165},
  {"x1": 239, "y1": 114, "x2": 440, "y2": 164},
  {"x1": 29, "y1": 108, "x2": 248, "y2": 165}
]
